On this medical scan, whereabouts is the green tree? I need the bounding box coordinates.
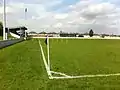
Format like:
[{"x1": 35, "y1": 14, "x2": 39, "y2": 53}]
[
  {"x1": 0, "y1": 21, "x2": 3, "y2": 36},
  {"x1": 89, "y1": 29, "x2": 94, "y2": 37}
]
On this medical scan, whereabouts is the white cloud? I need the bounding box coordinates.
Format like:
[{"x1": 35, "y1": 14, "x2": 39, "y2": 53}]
[
  {"x1": 0, "y1": 0, "x2": 120, "y2": 34},
  {"x1": 53, "y1": 23, "x2": 63, "y2": 28},
  {"x1": 0, "y1": 6, "x2": 14, "y2": 14},
  {"x1": 54, "y1": 14, "x2": 68, "y2": 19}
]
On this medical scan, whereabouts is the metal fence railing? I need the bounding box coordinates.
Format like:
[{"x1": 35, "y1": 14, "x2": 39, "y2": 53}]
[{"x1": 0, "y1": 38, "x2": 24, "y2": 49}]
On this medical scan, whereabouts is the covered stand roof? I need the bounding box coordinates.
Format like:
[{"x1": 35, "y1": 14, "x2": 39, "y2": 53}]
[{"x1": 7, "y1": 26, "x2": 27, "y2": 31}]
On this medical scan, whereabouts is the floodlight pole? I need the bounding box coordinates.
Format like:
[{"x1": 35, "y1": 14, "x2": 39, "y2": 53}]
[
  {"x1": 3, "y1": 0, "x2": 6, "y2": 40},
  {"x1": 24, "y1": 8, "x2": 27, "y2": 40}
]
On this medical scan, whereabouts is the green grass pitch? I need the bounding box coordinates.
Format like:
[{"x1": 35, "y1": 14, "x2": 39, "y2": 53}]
[
  {"x1": 48, "y1": 39, "x2": 120, "y2": 76},
  {"x1": 0, "y1": 39, "x2": 120, "y2": 89}
]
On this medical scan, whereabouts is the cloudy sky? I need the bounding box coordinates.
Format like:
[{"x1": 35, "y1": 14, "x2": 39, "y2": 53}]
[{"x1": 0, "y1": 0, "x2": 120, "y2": 34}]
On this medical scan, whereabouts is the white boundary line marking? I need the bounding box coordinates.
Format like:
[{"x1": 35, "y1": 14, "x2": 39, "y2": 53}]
[
  {"x1": 50, "y1": 71, "x2": 71, "y2": 77},
  {"x1": 33, "y1": 37, "x2": 120, "y2": 40},
  {"x1": 38, "y1": 40, "x2": 52, "y2": 78},
  {"x1": 39, "y1": 38, "x2": 120, "y2": 80},
  {"x1": 52, "y1": 73, "x2": 120, "y2": 79}
]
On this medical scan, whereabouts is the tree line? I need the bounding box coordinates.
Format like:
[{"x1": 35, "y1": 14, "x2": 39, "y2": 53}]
[
  {"x1": 29, "y1": 29, "x2": 94, "y2": 37},
  {"x1": 0, "y1": 21, "x2": 95, "y2": 37}
]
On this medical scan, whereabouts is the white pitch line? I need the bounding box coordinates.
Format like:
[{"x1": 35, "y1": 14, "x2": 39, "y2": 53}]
[
  {"x1": 32, "y1": 37, "x2": 120, "y2": 40},
  {"x1": 51, "y1": 73, "x2": 120, "y2": 79},
  {"x1": 50, "y1": 71, "x2": 71, "y2": 77},
  {"x1": 39, "y1": 39, "x2": 120, "y2": 80},
  {"x1": 38, "y1": 40, "x2": 52, "y2": 78}
]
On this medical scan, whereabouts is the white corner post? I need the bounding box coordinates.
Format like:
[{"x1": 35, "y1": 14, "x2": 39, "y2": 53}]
[
  {"x1": 3, "y1": 0, "x2": 6, "y2": 40},
  {"x1": 47, "y1": 36, "x2": 50, "y2": 71}
]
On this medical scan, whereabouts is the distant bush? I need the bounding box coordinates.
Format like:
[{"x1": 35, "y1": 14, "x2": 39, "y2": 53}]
[
  {"x1": 60, "y1": 33, "x2": 76, "y2": 37},
  {"x1": 101, "y1": 34, "x2": 105, "y2": 38},
  {"x1": 78, "y1": 35, "x2": 84, "y2": 37}
]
